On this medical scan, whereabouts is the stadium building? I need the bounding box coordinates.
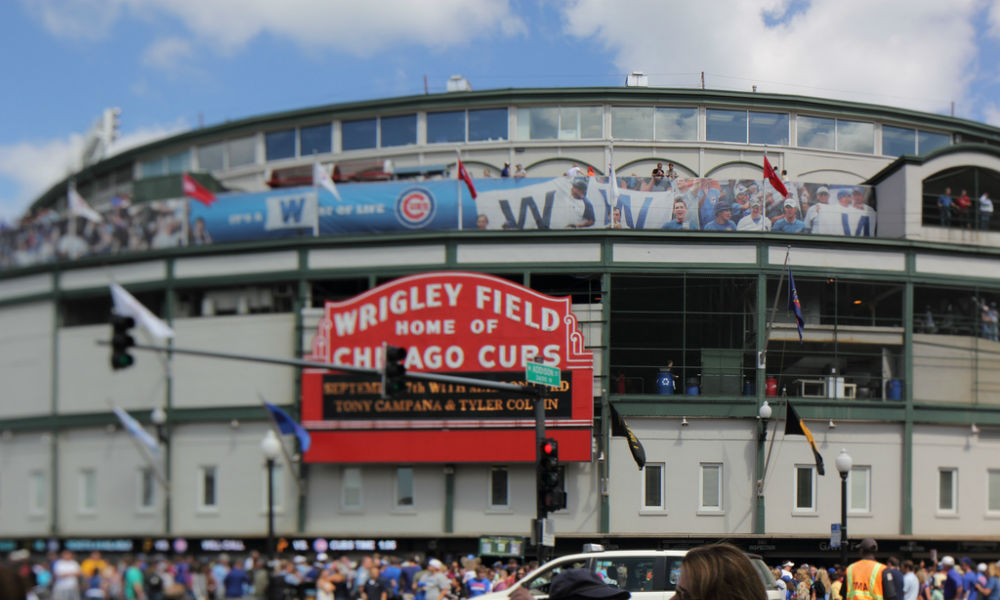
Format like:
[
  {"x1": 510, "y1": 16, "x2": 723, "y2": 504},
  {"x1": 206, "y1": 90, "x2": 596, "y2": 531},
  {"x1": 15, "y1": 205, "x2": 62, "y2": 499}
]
[{"x1": 1, "y1": 82, "x2": 999, "y2": 562}]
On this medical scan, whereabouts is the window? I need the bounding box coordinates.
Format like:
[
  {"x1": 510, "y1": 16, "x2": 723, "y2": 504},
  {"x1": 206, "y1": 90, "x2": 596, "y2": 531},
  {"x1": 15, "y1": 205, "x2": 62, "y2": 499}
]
[
  {"x1": 342, "y1": 467, "x2": 362, "y2": 509},
  {"x1": 749, "y1": 111, "x2": 789, "y2": 145},
  {"x1": 138, "y1": 467, "x2": 155, "y2": 511},
  {"x1": 197, "y1": 142, "x2": 225, "y2": 171},
  {"x1": 199, "y1": 466, "x2": 218, "y2": 510},
  {"x1": 699, "y1": 463, "x2": 723, "y2": 511},
  {"x1": 706, "y1": 109, "x2": 747, "y2": 143},
  {"x1": 918, "y1": 131, "x2": 950, "y2": 154},
  {"x1": 883, "y1": 125, "x2": 917, "y2": 157},
  {"x1": 342, "y1": 118, "x2": 377, "y2": 151},
  {"x1": 939, "y1": 468, "x2": 957, "y2": 513},
  {"x1": 227, "y1": 136, "x2": 257, "y2": 167},
  {"x1": 79, "y1": 469, "x2": 97, "y2": 514},
  {"x1": 643, "y1": 463, "x2": 665, "y2": 510},
  {"x1": 794, "y1": 466, "x2": 815, "y2": 511},
  {"x1": 468, "y1": 108, "x2": 508, "y2": 141},
  {"x1": 300, "y1": 123, "x2": 332, "y2": 155},
  {"x1": 380, "y1": 114, "x2": 417, "y2": 147},
  {"x1": 29, "y1": 470, "x2": 46, "y2": 515},
  {"x1": 849, "y1": 465, "x2": 871, "y2": 512},
  {"x1": 166, "y1": 151, "x2": 190, "y2": 174},
  {"x1": 837, "y1": 120, "x2": 874, "y2": 153},
  {"x1": 395, "y1": 467, "x2": 414, "y2": 508},
  {"x1": 261, "y1": 462, "x2": 284, "y2": 512},
  {"x1": 593, "y1": 556, "x2": 662, "y2": 593},
  {"x1": 655, "y1": 107, "x2": 698, "y2": 140},
  {"x1": 988, "y1": 470, "x2": 1000, "y2": 514},
  {"x1": 797, "y1": 115, "x2": 836, "y2": 150},
  {"x1": 427, "y1": 111, "x2": 466, "y2": 143},
  {"x1": 518, "y1": 106, "x2": 559, "y2": 140},
  {"x1": 489, "y1": 467, "x2": 509, "y2": 508},
  {"x1": 612, "y1": 106, "x2": 654, "y2": 140},
  {"x1": 265, "y1": 129, "x2": 296, "y2": 160}
]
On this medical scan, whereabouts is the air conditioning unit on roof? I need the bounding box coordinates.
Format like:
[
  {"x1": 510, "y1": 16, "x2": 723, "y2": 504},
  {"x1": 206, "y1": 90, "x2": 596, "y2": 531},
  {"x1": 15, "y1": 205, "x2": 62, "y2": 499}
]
[
  {"x1": 447, "y1": 75, "x2": 472, "y2": 92},
  {"x1": 625, "y1": 71, "x2": 648, "y2": 87}
]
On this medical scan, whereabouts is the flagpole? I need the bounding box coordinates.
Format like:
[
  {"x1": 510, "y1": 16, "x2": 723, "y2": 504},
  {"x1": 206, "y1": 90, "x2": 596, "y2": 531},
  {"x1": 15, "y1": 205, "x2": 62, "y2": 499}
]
[
  {"x1": 757, "y1": 245, "x2": 791, "y2": 491},
  {"x1": 258, "y1": 394, "x2": 304, "y2": 495},
  {"x1": 455, "y1": 150, "x2": 464, "y2": 230}
]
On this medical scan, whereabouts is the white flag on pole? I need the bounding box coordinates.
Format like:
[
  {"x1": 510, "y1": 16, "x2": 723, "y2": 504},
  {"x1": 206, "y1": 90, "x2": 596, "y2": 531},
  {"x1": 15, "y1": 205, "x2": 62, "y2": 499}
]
[
  {"x1": 112, "y1": 406, "x2": 160, "y2": 456},
  {"x1": 110, "y1": 283, "x2": 174, "y2": 339},
  {"x1": 313, "y1": 160, "x2": 341, "y2": 201},
  {"x1": 68, "y1": 183, "x2": 103, "y2": 224}
]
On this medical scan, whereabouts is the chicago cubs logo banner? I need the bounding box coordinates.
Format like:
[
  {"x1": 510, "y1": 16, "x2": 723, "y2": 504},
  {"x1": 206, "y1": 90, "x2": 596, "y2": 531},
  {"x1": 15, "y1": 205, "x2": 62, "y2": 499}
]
[{"x1": 300, "y1": 272, "x2": 594, "y2": 464}]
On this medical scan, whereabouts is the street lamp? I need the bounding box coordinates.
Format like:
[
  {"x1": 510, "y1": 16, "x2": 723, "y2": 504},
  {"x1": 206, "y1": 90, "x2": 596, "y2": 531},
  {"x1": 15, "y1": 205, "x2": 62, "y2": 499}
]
[
  {"x1": 835, "y1": 448, "x2": 853, "y2": 566},
  {"x1": 260, "y1": 430, "x2": 281, "y2": 565},
  {"x1": 150, "y1": 407, "x2": 168, "y2": 443},
  {"x1": 758, "y1": 401, "x2": 772, "y2": 443}
]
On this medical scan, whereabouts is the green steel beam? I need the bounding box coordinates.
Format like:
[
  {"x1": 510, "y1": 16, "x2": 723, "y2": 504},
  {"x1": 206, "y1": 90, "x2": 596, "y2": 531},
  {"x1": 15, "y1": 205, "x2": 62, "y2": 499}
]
[
  {"x1": 754, "y1": 267, "x2": 767, "y2": 534},
  {"x1": 600, "y1": 272, "x2": 612, "y2": 534},
  {"x1": 902, "y1": 254, "x2": 915, "y2": 535}
]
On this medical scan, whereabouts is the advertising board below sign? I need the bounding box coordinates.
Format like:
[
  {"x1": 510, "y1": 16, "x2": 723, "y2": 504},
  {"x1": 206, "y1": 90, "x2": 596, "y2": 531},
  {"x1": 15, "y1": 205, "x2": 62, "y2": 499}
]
[{"x1": 301, "y1": 272, "x2": 594, "y2": 463}]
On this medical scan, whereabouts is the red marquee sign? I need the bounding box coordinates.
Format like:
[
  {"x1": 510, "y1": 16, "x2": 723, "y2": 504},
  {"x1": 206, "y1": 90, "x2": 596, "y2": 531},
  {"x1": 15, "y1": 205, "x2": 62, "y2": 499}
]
[{"x1": 301, "y1": 272, "x2": 593, "y2": 463}]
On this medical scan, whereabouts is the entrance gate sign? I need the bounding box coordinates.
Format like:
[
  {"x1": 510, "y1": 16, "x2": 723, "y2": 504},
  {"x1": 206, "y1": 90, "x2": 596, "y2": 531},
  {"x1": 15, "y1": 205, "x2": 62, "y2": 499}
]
[{"x1": 301, "y1": 272, "x2": 593, "y2": 463}]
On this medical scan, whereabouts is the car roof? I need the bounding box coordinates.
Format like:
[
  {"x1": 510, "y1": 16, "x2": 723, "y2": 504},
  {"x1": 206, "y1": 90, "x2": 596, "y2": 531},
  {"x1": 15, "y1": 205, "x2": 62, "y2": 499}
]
[{"x1": 552, "y1": 550, "x2": 689, "y2": 560}]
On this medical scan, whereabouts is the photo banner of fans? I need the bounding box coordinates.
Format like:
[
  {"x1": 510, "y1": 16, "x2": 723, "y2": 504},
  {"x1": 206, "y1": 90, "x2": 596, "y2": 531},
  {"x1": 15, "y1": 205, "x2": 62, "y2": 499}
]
[{"x1": 0, "y1": 177, "x2": 876, "y2": 270}]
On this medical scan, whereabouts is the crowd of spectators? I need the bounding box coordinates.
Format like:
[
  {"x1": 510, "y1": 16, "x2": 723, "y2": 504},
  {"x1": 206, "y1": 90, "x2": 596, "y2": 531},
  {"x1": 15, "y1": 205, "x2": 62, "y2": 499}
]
[
  {"x1": 770, "y1": 554, "x2": 1000, "y2": 600},
  {"x1": 0, "y1": 549, "x2": 536, "y2": 600}
]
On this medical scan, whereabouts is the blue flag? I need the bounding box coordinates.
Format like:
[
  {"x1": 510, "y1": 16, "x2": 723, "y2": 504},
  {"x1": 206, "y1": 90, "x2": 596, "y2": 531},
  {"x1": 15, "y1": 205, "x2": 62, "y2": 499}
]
[
  {"x1": 264, "y1": 402, "x2": 311, "y2": 452},
  {"x1": 788, "y1": 270, "x2": 804, "y2": 343}
]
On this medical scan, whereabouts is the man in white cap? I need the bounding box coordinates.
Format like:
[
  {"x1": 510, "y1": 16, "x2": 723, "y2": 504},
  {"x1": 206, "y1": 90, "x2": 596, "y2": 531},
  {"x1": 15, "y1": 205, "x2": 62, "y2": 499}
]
[
  {"x1": 941, "y1": 556, "x2": 963, "y2": 600},
  {"x1": 773, "y1": 198, "x2": 806, "y2": 233},
  {"x1": 804, "y1": 186, "x2": 831, "y2": 232},
  {"x1": 418, "y1": 559, "x2": 453, "y2": 600}
]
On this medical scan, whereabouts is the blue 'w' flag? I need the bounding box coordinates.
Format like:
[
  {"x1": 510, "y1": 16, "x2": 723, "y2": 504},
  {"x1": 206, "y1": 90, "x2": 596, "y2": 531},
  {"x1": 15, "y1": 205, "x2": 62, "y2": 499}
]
[
  {"x1": 264, "y1": 402, "x2": 311, "y2": 452},
  {"x1": 788, "y1": 270, "x2": 805, "y2": 343}
]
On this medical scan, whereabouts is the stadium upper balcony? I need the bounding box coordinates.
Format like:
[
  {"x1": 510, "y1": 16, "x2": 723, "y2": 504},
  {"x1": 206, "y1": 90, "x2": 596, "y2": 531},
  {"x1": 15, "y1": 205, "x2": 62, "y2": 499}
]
[{"x1": 5, "y1": 86, "x2": 1000, "y2": 272}]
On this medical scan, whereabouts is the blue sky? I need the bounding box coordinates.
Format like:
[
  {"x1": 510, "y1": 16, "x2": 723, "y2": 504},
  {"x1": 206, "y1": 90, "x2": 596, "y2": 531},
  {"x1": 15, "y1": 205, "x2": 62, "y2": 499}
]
[{"x1": 2, "y1": 0, "x2": 1000, "y2": 221}]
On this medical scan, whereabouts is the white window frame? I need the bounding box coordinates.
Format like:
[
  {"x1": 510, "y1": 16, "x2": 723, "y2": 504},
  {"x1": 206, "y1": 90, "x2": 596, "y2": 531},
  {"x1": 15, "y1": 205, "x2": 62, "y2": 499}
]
[
  {"x1": 848, "y1": 465, "x2": 872, "y2": 514},
  {"x1": 395, "y1": 466, "x2": 415, "y2": 510},
  {"x1": 987, "y1": 469, "x2": 1000, "y2": 516},
  {"x1": 198, "y1": 465, "x2": 219, "y2": 512},
  {"x1": 341, "y1": 467, "x2": 362, "y2": 511},
  {"x1": 78, "y1": 468, "x2": 97, "y2": 515},
  {"x1": 938, "y1": 467, "x2": 958, "y2": 514},
  {"x1": 699, "y1": 463, "x2": 723, "y2": 513},
  {"x1": 488, "y1": 466, "x2": 510, "y2": 510},
  {"x1": 260, "y1": 462, "x2": 284, "y2": 514},
  {"x1": 137, "y1": 467, "x2": 156, "y2": 513},
  {"x1": 793, "y1": 465, "x2": 816, "y2": 513},
  {"x1": 641, "y1": 462, "x2": 666, "y2": 512},
  {"x1": 28, "y1": 470, "x2": 46, "y2": 516}
]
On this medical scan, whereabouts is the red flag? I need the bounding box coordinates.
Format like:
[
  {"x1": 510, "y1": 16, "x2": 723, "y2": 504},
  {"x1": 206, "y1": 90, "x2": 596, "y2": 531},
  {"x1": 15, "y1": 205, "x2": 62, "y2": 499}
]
[
  {"x1": 457, "y1": 159, "x2": 477, "y2": 199},
  {"x1": 182, "y1": 173, "x2": 216, "y2": 206},
  {"x1": 763, "y1": 155, "x2": 788, "y2": 199}
]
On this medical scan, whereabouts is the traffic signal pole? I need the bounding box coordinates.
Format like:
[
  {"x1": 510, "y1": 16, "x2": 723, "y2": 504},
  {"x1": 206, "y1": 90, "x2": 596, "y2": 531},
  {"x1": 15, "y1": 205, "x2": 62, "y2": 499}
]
[{"x1": 533, "y1": 381, "x2": 547, "y2": 564}]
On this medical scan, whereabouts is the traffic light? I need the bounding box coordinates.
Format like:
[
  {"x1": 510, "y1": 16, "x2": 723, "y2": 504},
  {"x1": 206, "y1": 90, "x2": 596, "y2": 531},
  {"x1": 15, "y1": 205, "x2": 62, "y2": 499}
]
[
  {"x1": 381, "y1": 344, "x2": 408, "y2": 398},
  {"x1": 110, "y1": 314, "x2": 136, "y2": 370},
  {"x1": 538, "y1": 437, "x2": 566, "y2": 512}
]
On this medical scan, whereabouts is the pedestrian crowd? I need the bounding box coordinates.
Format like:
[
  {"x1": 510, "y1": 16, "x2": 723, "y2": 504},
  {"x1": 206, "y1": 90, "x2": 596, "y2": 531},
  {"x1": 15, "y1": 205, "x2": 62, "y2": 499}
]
[
  {"x1": 0, "y1": 548, "x2": 538, "y2": 600},
  {"x1": 769, "y1": 547, "x2": 1000, "y2": 600}
]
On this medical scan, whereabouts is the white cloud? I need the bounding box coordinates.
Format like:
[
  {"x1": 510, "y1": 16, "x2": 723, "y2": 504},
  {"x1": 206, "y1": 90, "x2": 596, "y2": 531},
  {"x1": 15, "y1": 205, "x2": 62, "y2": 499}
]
[
  {"x1": 0, "y1": 121, "x2": 187, "y2": 221},
  {"x1": 563, "y1": 0, "x2": 980, "y2": 114},
  {"x1": 32, "y1": 0, "x2": 526, "y2": 57},
  {"x1": 988, "y1": 0, "x2": 1000, "y2": 38},
  {"x1": 20, "y1": 0, "x2": 124, "y2": 41},
  {"x1": 142, "y1": 37, "x2": 195, "y2": 72}
]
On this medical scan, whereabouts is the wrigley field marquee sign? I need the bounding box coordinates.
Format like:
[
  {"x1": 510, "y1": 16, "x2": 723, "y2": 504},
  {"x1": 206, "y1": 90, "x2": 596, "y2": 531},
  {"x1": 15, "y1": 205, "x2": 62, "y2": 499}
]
[{"x1": 301, "y1": 272, "x2": 593, "y2": 463}]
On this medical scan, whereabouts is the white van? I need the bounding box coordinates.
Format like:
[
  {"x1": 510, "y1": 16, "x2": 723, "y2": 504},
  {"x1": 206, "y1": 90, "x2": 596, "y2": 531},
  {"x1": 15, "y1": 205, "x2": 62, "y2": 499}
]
[{"x1": 475, "y1": 547, "x2": 784, "y2": 600}]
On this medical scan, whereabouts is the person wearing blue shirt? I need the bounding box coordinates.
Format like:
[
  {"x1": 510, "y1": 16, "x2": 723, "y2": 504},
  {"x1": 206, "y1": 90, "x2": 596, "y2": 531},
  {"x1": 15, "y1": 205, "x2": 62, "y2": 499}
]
[
  {"x1": 963, "y1": 558, "x2": 981, "y2": 600},
  {"x1": 223, "y1": 563, "x2": 250, "y2": 599},
  {"x1": 937, "y1": 187, "x2": 953, "y2": 226},
  {"x1": 662, "y1": 199, "x2": 698, "y2": 230},
  {"x1": 702, "y1": 200, "x2": 736, "y2": 232},
  {"x1": 773, "y1": 198, "x2": 807, "y2": 233}
]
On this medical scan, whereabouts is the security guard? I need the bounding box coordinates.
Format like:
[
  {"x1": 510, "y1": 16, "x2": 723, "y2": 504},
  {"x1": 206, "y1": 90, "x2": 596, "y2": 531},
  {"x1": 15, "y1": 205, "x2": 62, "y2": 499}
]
[{"x1": 846, "y1": 538, "x2": 897, "y2": 600}]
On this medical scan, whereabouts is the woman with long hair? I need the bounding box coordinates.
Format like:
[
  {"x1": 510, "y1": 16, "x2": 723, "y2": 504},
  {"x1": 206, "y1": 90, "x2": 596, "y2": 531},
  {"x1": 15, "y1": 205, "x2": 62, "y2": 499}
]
[{"x1": 677, "y1": 543, "x2": 766, "y2": 600}]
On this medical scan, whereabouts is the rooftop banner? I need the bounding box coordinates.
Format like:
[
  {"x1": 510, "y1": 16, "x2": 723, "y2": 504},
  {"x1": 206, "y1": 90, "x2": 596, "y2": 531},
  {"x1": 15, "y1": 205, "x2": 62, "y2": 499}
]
[
  {"x1": 300, "y1": 271, "x2": 594, "y2": 464},
  {"x1": 0, "y1": 176, "x2": 878, "y2": 270}
]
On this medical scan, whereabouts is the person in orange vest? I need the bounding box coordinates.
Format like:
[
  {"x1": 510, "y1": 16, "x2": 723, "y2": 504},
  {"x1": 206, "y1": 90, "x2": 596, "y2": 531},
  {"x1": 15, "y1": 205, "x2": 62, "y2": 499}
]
[{"x1": 846, "y1": 538, "x2": 898, "y2": 600}]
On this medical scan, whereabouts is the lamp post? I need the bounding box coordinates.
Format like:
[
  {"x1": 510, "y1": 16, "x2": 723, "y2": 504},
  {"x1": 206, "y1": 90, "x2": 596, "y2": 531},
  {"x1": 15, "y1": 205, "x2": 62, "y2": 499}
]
[
  {"x1": 835, "y1": 448, "x2": 853, "y2": 566},
  {"x1": 261, "y1": 429, "x2": 281, "y2": 597},
  {"x1": 754, "y1": 401, "x2": 772, "y2": 533}
]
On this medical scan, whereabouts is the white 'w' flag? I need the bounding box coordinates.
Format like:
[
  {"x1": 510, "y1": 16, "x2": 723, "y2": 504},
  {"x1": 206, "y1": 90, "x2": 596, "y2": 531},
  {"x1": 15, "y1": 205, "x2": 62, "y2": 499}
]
[
  {"x1": 68, "y1": 183, "x2": 103, "y2": 223},
  {"x1": 313, "y1": 160, "x2": 342, "y2": 201},
  {"x1": 112, "y1": 406, "x2": 160, "y2": 456}
]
